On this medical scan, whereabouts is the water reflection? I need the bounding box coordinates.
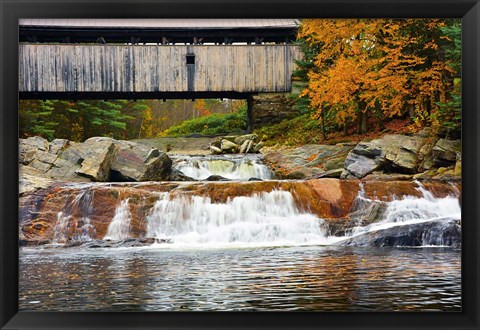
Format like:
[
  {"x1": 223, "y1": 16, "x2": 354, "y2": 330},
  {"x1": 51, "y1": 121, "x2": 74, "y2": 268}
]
[{"x1": 19, "y1": 246, "x2": 461, "y2": 311}]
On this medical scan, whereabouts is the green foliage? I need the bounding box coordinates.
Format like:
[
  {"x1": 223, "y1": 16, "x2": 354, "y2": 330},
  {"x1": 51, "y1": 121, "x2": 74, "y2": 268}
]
[
  {"x1": 291, "y1": 38, "x2": 318, "y2": 115},
  {"x1": 435, "y1": 90, "x2": 461, "y2": 138},
  {"x1": 254, "y1": 114, "x2": 324, "y2": 147},
  {"x1": 161, "y1": 105, "x2": 247, "y2": 137},
  {"x1": 436, "y1": 21, "x2": 461, "y2": 138},
  {"x1": 19, "y1": 100, "x2": 58, "y2": 140},
  {"x1": 19, "y1": 99, "x2": 138, "y2": 141}
]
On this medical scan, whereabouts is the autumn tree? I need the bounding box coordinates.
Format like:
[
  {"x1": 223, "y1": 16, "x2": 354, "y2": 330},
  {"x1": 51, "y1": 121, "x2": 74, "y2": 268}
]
[{"x1": 297, "y1": 19, "x2": 460, "y2": 138}]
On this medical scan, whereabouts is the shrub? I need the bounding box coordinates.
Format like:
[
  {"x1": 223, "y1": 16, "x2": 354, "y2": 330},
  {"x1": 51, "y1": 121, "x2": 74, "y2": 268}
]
[{"x1": 161, "y1": 105, "x2": 247, "y2": 137}]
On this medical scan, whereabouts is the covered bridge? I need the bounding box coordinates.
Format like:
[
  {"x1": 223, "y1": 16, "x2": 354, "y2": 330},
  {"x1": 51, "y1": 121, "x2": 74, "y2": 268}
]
[{"x1": 19, "y1": 19, "x2": 301, "y2": 100}]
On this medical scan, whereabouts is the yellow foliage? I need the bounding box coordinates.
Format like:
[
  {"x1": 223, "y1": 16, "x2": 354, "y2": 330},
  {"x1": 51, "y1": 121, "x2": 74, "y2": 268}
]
[{"x1": 298, "y1": 19, "x2": 451, "y2": 132}]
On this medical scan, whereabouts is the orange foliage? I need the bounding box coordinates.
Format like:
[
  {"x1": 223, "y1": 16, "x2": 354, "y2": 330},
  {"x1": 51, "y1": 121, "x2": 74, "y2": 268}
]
[
  {"x1": 298, "y1": 19, "x2": 453, "y2": 132},
  {"x1": 193, "y1": 99, "x2": 212, "y2": 117}
]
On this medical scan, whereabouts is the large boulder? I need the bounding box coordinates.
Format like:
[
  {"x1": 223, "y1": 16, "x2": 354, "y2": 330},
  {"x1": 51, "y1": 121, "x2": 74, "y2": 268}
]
[
  {"x1": 86, "y1": 137, "x2": 172, "y2": 181},
  {"x1": 19, "y1": 136, "x2": 49, "y2": 165},
  {"x1": 209, "y1": 146, "x2": 222, "y2": 155},
  {"x1": 432, "y1": 139, "x2": 461, "y2": 167},
  {"x1": 168, "y1": 169, "x2": 196, "y2": 182},
  {"x1": 220, "y1": 139, "x2": 239, "y2": 153},
  {"x1": 342, "y1": 152, "x2": 383, "y2": 179},
  {"x1": 239, "y1": 140, "x2": 254, "y2": 154},
  {"x1": 252, "y1": 141, "x2": 264, "y2": 153},
  {"x1": 20, "y1": 136, "x2": 173, "y2": 182},
  {"x1": 19, "y1": 137, "x2": 86, "y2": 182},
  {"x1": 19, "y1": 165, "x2": 54, "y2": 195},
  {"x1": 48, "y1": 139, "x2": 70, "y2": 155},
  {"x1": 342, "y1": 134, "x2": 430, "y2": 178},
  {"x1": 59, "y1": 138, "x2": 117, "y2": 181},
  {"x1": 234, "y1": 134, "x2": 258, "y2": 146},
  {"x1": 264, "y1": 144, "x2": 354, "y2": 179},
  {"x1": 335, "y1": 218, "x2": 461, "y2": 248}
]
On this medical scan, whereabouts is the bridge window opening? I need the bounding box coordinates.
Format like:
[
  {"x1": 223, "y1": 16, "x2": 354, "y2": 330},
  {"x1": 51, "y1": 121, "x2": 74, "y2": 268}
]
[{"x1": 186, "y1": 54, "x2": 195, "y2": 65}]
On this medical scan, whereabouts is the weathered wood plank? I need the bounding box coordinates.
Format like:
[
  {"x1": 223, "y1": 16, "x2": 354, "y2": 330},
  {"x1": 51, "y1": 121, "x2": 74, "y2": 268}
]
[{"x1": 19, "y1": 44, "x2": 301, "y2": 93}]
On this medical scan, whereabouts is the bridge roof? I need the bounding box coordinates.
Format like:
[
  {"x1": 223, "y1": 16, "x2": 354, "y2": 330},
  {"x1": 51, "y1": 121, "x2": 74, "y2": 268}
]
[
  {"x1": 20, "y1": 19, "x2": 299, "y2": 44},
  {"x1": 19, "y1": 19, "x2": 299, "y2": 29}
]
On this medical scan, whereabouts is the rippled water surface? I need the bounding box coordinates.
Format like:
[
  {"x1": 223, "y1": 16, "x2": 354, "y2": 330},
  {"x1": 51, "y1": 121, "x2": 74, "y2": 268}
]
[{"x1": 19, "y1": 246, "x2": 461, "y2": 311}]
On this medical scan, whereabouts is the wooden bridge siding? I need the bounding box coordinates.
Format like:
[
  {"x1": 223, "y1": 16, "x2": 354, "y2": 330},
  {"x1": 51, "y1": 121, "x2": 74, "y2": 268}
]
[
  {"x1": 193, "y1": 45, "x2": 288, "y2": 92},
  {"x1": 19, "y1": 44, "x2": 300, "y2": 93}
]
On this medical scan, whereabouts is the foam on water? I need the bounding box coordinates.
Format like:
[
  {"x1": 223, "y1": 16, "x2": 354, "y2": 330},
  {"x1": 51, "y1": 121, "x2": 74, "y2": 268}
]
[
  {"x1": 56, "y1": 180, "x2": 461, "y2": 249},
  {"x1": 103, "y1": 199, "x2": 132, "y2": 240},
  {"x1": 171, "y1": 154, "x2": 272, "y2": 180},
  {"x1": 350, "y1": 182, "x2": 461, "y2": 236},
  {"x1": 145, "y1": 190, "x2": 333, "y2": 248}
]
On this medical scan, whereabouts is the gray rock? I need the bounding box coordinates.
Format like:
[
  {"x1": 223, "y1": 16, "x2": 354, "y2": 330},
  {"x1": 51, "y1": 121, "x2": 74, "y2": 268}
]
[
  {"x1": 240, "y1": 140, "x2": 254, "y2": 154},
  {"x1": 205, "y1": 175, "x2": 230, "y2": 181},
  {"x1": 168, "y1": 169, "x2": 196, "y2": 182},
  {"x1": 221, "y1": 136, "x2": 238, "y2": 143},
  {"x1": 323, "y1": 157, "x2": 346, "y2": 171},
  {"x1": 391, "y1": 148, "x2": 418, "y2": 173},
  {"x1": 19, "y1": 144, "x2": 38, "y2": 165},
  {"x1": 211, "y1": 137, "x2": 222, "y2": 149},
  {"x1": 342, "y1": 134, "x2": 430, "y2": 178},
  {"x1": 22, "y1": 136, "x2": 49, "y2": 152},
  {"x1": 432, "y1": 139, "x2": 461, "y2": 166},
  {"x1": 74, "y1": 139, "x2": 117, "y2": 181},
  {"x1": 112, "y1": 144, "x2": 171, "y2": 181},
  {"x1": 47, "y1": 158, "x2": 88, "y2": 181},
  {"x1": 335, "y1": 218, "x2": 461, "y2": 248},
  {"x1": 245, "y1": 140, "x2": 254, "y2": 153},
  {"x1": 314, "y1": 168, "x2": 344, "y2": 179},
  {"x1": 352, "y1": 142, "x2": 383, "y2": 158},
  {"x1": 252, "y1": 141, "x2": 264, "y2": 153},
  {"x1": 344, "y1": 153, "x2": 383, "y2": 178},
  {"x1": 49, "y1": 139, "x2": 70, "y2": 155},
  {"x1": 234, "y1": 134, "x2": 258, "y2": 146},
  {"x1": 29, "y1": 159, "x2": 54, "y2": 173},
  {"x1": 80, "y1": 137, "x2": 172, "y2": 181},
  {"x1": 209, "y1": 145, "x2": 222, "y2": 154},
  {"x1": 220, "y1": 139, "x2": 239, "y2": 153},
  {"x1": 19, "y1": 166, "x2": 54, "y2": 195}
]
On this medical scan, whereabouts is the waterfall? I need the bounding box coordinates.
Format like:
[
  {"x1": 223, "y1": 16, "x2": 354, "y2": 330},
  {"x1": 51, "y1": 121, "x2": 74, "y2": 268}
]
[
  {"x1": 145, "y1": 190, "x2": 330, "y2": 247},
  {"x1": 171, "y1": 155, "x2": 272, "y2": 180},
  {"x1": 349, "y1": 182, "x2": 461, "y2": 237},
  {"x1": 52, "y1": 189, "x2": 95, "y2": 244},
  {"x1": 49, "y1": 181, "x2": 461, "y2": 248},
  {"x1": 104, "y1": 199, "x2": 132, "y2": 240}
]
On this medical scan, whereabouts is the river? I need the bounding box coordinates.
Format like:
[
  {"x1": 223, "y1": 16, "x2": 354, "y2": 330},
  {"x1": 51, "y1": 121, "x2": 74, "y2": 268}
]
[
  {"x1": 19, "y1": 246, "x2": 461, "y2": 311},
  {"x1": 19, "y1": 154, "x2": 462, "y2": 311}
]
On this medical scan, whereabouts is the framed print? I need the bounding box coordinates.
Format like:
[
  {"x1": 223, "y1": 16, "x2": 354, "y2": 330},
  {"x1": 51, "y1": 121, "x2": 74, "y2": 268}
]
[{"x1": 1, "y1": 0, "x2": 479, "y2": 329}]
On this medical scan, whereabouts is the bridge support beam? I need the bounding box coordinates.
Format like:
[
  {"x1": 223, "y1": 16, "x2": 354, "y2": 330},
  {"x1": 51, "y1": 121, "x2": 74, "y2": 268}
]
[{"x1": 247, "y1": 95, "x2": 254, "y2": 133}]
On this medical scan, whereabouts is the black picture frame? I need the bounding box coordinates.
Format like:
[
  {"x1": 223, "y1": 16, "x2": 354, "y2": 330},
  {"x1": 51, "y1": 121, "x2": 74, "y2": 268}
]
[{"x1": 1, "y1": 0, "x2": 479, "y2": 329}]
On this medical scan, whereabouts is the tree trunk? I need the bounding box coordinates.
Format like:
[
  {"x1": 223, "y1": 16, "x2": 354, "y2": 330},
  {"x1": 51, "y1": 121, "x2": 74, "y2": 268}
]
[
  {"x1": 321, "y1": 109, "x2": 326, "y2": 141},
  {"x1": 361, "y1": 110, "x2": 368, "y2": 133},
  {"x1": 357, "y1": 111, "x2": 362, "y2": 134}
]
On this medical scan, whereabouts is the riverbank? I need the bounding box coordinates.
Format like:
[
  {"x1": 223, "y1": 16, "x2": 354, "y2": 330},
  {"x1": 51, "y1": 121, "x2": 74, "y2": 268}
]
[{"x1": 20, "y1": 129, "x2": 461, "y2": 189}]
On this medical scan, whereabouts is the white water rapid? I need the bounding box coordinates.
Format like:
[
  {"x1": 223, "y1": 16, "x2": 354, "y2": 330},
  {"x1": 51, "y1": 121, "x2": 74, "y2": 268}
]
[
  {"x1": 104, "y1": 199, "x2": 132, "y2": 240},
  {"x1": 145, "y1": 190, "x2": 331, "y2": 248},
  {"x1": 171, "y1": 155, "x2": 273, "y2": 180},
  {"x1": 53, "y1": 189, "x2": 95, "y2": 243},
  {"x1": 63, "y1": 182, "x2": 460, "y2": 249},
  {"x1": 349, "y1": 183, "x2": 461, "y2": 237}
]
